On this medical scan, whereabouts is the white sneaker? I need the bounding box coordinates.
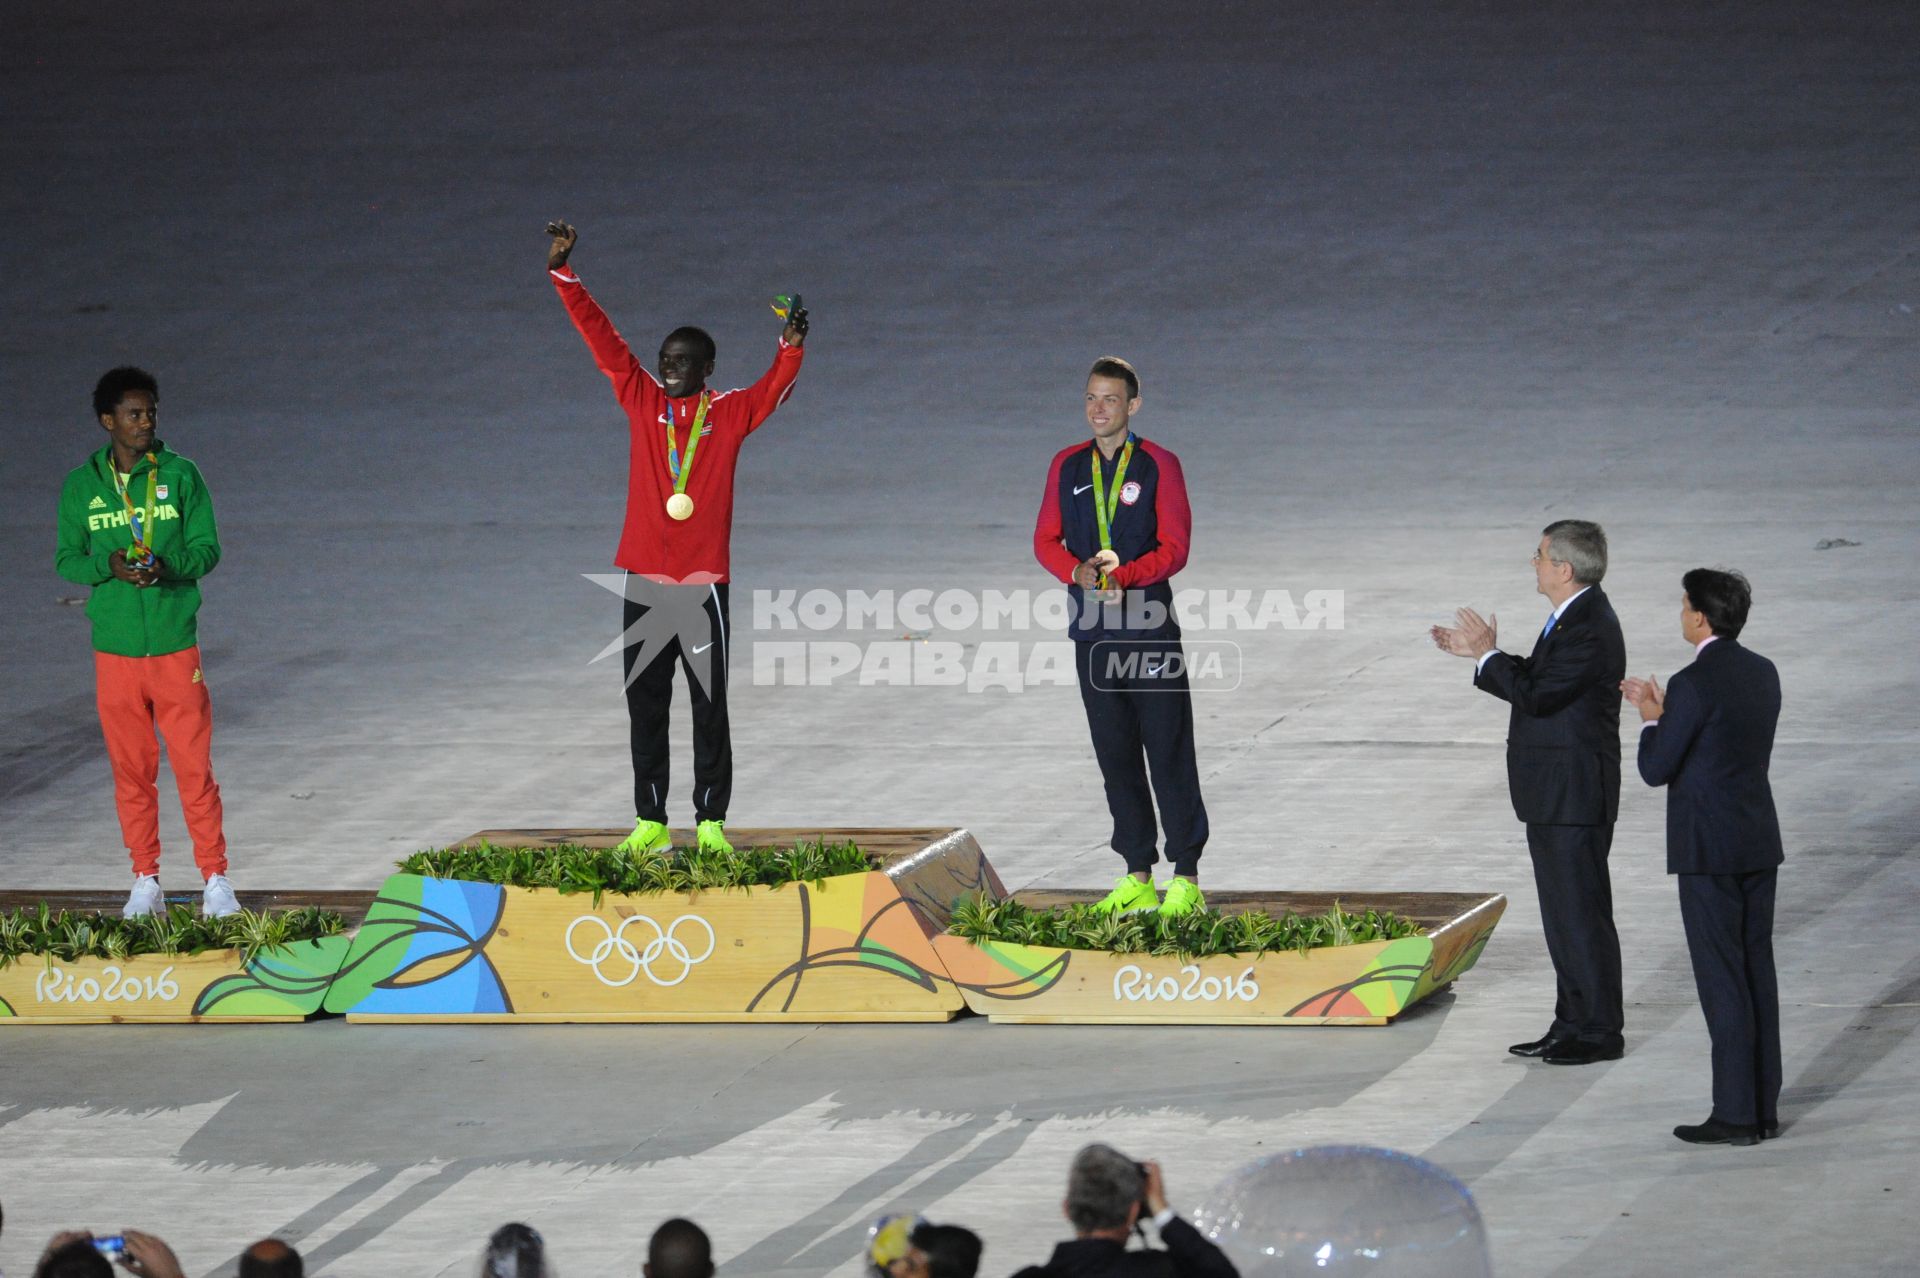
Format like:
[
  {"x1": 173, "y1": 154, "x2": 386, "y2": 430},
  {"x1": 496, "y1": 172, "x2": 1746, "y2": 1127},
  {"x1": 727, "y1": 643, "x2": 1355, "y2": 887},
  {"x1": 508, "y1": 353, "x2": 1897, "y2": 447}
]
[
  {"x1": 123, "y1": 874, "x2": 163, "y2": 918},
  {"x1": 202, "y1": 874, "x2": 241, "y2": 918}
]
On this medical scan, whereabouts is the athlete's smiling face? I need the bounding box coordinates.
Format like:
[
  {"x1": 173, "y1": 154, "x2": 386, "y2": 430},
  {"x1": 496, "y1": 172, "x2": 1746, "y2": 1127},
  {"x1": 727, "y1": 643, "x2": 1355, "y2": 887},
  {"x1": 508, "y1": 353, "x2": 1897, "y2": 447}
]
[
  {"x1": 658, "y1": 337, "x2": 714, "y2": 398},
  {"x1": 100, "y1": 389, "x2": 158, "y2": 460},
  {"x1": 1085, "y1": 374, "x2": 1139, "y2": 449}
]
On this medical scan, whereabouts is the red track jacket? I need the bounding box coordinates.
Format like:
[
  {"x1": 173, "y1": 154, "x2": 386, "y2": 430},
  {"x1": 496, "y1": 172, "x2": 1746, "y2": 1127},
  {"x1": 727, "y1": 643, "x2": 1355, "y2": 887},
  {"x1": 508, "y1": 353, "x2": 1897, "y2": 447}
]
[{"x1": 553, "y1": 266, "x2": 804, "y2": 582}]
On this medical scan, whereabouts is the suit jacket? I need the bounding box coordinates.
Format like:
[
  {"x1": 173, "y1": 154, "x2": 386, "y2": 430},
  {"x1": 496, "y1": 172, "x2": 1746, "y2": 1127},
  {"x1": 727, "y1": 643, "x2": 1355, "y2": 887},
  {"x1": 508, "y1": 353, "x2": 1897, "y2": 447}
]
[
  {"x1": 1474, "y1": 586, "x2": 1627, "y2": 826},
  {"x1": 1636, "y1": 637, "x2": 1785, "y2": 875}
]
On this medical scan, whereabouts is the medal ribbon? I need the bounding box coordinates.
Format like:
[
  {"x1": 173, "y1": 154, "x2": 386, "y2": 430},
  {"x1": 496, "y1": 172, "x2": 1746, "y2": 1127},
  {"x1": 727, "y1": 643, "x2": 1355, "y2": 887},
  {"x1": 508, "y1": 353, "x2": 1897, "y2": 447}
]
[
  {"x1": 114, "y1": 454, "x2": 160, "y2": 555},
  {"x1": 666, "y1": 392, "x2": 713, "y2": 496},
  {"x1": 1089, "y1": 439, "x2": 1134, "y2": 588}
]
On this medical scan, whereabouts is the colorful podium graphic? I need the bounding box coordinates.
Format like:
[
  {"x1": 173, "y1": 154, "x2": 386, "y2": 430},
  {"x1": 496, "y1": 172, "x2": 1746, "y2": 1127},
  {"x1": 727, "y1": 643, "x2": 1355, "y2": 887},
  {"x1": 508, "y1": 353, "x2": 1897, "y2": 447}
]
[
  {"x1": 930, "y1": 891, "x2": 1506, "y2": 1024},
  {"x1": 325, "y1": 829, "x2": 1003, "y2": 1023},
  {"x1": 2, "y1": 840, "x2": 1505, "y2": 1028}
]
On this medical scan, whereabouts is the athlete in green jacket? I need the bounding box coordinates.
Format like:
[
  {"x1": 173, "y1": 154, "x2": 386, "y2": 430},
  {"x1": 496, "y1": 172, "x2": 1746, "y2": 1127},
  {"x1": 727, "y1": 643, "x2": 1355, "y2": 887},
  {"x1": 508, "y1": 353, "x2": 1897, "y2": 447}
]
[{"x1": 56, "y1": 367, "x2": 239, "y2": 917}]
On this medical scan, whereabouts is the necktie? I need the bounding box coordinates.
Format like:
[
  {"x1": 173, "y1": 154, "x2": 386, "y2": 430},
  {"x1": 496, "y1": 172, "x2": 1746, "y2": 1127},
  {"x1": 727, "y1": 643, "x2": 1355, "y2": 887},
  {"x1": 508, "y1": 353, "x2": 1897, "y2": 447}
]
[{"x1": 1541, "y1": 612, "x2": 1558, "y2": 639}]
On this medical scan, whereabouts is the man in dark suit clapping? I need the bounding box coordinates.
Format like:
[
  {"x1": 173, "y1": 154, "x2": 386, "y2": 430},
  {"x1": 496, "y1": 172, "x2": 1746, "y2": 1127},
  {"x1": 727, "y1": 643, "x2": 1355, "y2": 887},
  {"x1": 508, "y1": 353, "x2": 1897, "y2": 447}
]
[
  {"x1": 1623, "y1": 569, "x2": 1784, "y2": 1147},
  {"x1": 1433, "y1": 520, "x2": 1628, "y2": 1065}
]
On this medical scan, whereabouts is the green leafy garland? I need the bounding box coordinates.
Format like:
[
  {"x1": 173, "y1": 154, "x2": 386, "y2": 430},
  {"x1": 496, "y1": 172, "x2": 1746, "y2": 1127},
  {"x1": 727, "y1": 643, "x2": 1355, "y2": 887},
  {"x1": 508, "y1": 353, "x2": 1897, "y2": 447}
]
[
  {"x1": 948, "y1": 893, "x2": 1422, "y2": 958},
  {"x1": 397, "y1": 839, "x2": 877, "y2": 896},
  {"x1": 0, "y1": 905, "x2": 345, "y2": 969}
]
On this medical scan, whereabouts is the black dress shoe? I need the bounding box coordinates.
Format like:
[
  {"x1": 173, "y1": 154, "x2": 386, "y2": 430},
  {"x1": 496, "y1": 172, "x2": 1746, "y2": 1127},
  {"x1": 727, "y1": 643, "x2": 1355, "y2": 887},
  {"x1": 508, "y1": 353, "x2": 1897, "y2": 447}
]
[
  {"x1": 1541, "y1": 1038, "x2": 1625, "y2": 1065},
  {"x1": 1674, "y1": 1117, "x2": 1760, "y2": 1146},
  {"x1": 1508, "y1": 1033, "x2": 1571, "y2": 1058},
  {"x1": 1760, "y1": 1121, "x2": 1781, "y2": 1140}
]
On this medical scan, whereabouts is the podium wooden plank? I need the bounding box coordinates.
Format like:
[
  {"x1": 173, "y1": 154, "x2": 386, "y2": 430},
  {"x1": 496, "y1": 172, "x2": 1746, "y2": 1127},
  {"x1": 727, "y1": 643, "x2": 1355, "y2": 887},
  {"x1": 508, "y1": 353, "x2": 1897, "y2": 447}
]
[
  {"x1": 1010, "y1": 889, "x2": 1495, "y2": 931},
  {"x1": 452, "y1": 828, "x2": 959, "y2": 864}
]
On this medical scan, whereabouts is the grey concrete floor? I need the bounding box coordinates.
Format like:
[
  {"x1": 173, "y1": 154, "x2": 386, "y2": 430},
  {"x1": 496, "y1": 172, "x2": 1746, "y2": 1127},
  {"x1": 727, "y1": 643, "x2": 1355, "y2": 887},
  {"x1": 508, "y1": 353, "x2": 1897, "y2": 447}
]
[{"x1": 3, "y1": 1, "x2": 1918, "y2": 1275}]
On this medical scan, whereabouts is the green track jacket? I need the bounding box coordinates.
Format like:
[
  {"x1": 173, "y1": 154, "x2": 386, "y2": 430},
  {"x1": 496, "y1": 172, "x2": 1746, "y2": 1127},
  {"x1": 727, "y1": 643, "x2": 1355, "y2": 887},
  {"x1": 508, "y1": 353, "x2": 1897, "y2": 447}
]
[{"x1": 55, "y1": 442, "x2": 221, "y2": 657}]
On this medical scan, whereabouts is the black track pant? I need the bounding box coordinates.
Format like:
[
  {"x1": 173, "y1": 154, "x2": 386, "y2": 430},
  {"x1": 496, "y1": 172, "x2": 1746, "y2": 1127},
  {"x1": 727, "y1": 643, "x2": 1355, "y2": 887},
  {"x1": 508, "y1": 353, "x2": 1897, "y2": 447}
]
[
  {"x1": 1526, "y1": 821, "x2": 1625, "y2": 1044},
  {"x1": 1075, "y1": 637, "x2": 1209, "y2": 877},
  {"x1": 622, "y1": 581, "x2": 731, "y2": 824}
]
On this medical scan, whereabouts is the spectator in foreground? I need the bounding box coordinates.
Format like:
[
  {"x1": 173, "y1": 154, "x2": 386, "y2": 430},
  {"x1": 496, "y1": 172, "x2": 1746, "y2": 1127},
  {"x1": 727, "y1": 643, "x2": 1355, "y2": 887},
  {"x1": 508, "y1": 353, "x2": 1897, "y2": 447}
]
[
  {"x1": 35, "y1": 1233, "x2": 181, "y2": 1278},
  {"x1": 482, "y1": 1224, "x2": 548, "y2": 1278},
  {"x1": 239, "y1": 1240, "x2": 302, "y2": 1278},
  {"x1": 645, "y1": 1219, "x2": 714, "y2": 1278},
  {"x1": 32, "y1": 1239, "x2": 109, "y2": 1278},
  {"x1": 1012, "y1": 1145, "x2": 1238, "y2": 1278},
  {"x1": 890, "y1": 1223, "x2": 982, "y2": 1278}
]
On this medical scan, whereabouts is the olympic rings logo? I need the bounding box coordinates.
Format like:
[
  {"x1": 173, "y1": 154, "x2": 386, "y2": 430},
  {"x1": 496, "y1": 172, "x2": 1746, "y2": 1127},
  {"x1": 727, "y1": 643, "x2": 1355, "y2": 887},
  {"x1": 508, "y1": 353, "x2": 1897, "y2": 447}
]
[{"x1": 565, "y1": 913, "x2": 716, "y2": 988}]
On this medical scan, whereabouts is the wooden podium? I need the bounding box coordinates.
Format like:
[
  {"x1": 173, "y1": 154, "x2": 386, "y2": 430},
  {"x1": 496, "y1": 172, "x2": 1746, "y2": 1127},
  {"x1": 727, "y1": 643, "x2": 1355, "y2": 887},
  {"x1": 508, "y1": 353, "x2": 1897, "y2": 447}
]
[
  {"x1": 930, "y1": 890, "x2": 1506, "y2": 1025},
  {"x1": 0, "y1": 837, "x2": 1505, "y2": 1028},
  {"x1": 325, "y1": 829, "x2": 1003, "y2": 1023}
]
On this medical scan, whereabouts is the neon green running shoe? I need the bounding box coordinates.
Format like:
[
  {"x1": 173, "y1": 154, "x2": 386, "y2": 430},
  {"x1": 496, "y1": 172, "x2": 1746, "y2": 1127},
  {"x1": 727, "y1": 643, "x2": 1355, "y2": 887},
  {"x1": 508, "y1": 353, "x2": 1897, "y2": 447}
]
[
  {"x1": 696, "y1": 819, "x2": 734, "y2": 854},
  {"x1": 616, "y1": 818, "x2": 671, "y2": 854},
  {"x1": 1159, "y1": 876, "x2": 1205, "y2": 918},
  {"x1": 1093, "y1": 874, "x2": 1159, "y2": 915}
]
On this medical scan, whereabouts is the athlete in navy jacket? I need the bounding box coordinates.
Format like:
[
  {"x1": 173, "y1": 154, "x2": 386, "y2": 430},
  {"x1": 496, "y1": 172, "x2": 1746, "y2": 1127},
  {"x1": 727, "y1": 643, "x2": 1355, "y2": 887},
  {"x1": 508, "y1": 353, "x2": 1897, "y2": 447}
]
[{"x1": 1034, "y1": 357, "x2": 1209, "y2": 917}]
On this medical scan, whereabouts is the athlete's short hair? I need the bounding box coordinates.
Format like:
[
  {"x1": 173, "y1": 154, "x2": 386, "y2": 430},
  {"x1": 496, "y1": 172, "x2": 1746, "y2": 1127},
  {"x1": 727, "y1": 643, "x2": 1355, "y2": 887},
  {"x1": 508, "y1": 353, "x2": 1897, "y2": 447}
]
[
  {"x1": 93, "y1": 366, "x2": 159, "y2": 418},
  {"x1": 1087, "y1": 356, "x2": 1139, "y2": 400},
  {"x1": 662, "y1": 326, "x2": 717, "y2": 365}
]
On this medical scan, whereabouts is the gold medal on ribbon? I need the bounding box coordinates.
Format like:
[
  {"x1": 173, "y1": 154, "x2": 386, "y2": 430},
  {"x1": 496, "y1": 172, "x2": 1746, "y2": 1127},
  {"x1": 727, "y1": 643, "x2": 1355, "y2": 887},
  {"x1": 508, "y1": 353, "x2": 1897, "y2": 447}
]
[
  {"x1": 1090, "y1": 438, "x2": 1134, "y2": 590},
  {"x1": 665, "y1": 391, "x2": 712, "y2": 524}
]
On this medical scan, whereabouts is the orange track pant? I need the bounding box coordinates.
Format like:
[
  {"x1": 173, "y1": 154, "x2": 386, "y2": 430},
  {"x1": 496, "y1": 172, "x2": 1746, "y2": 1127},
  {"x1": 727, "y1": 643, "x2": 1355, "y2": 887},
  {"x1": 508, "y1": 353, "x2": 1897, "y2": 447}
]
[{"x1": 94, "y1": 645, "x2": 228, "y2": 879}]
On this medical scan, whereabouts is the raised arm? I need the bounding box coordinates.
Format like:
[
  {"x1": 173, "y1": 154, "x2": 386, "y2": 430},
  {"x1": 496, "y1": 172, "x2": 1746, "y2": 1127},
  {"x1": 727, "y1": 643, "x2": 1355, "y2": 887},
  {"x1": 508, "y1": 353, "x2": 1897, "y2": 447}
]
[
  {"x1": 739, "y1": 295, "x2": 810, "y2": 433},
  {"x1": 738, "y1": 340, "x2": 806, "y2": 434},
  {"x1": 545, "y1": 221, "x2": 656, "y2": 416}
]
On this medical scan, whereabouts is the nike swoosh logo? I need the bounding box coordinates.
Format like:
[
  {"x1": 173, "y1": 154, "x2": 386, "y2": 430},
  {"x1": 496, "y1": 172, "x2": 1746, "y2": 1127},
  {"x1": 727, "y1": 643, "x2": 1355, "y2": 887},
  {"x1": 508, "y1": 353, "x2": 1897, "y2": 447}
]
[
  {"x1": 1073, "y1": 484, "x2": 1094, "y2": 496},
  {"x1": 691, "y1": 642, "x2": 715, "y2": 654}
]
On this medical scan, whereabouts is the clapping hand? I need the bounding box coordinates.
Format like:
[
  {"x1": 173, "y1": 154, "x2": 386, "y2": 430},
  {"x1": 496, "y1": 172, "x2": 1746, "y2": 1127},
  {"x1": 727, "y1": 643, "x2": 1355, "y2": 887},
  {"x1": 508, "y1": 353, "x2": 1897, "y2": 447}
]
[
  {"x1": 1431, "y1": 607, "x2": 1497, "y2": 659},
  {"x1": 1621, "y1": 674, "x2": 1665, "y2": 722}
]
